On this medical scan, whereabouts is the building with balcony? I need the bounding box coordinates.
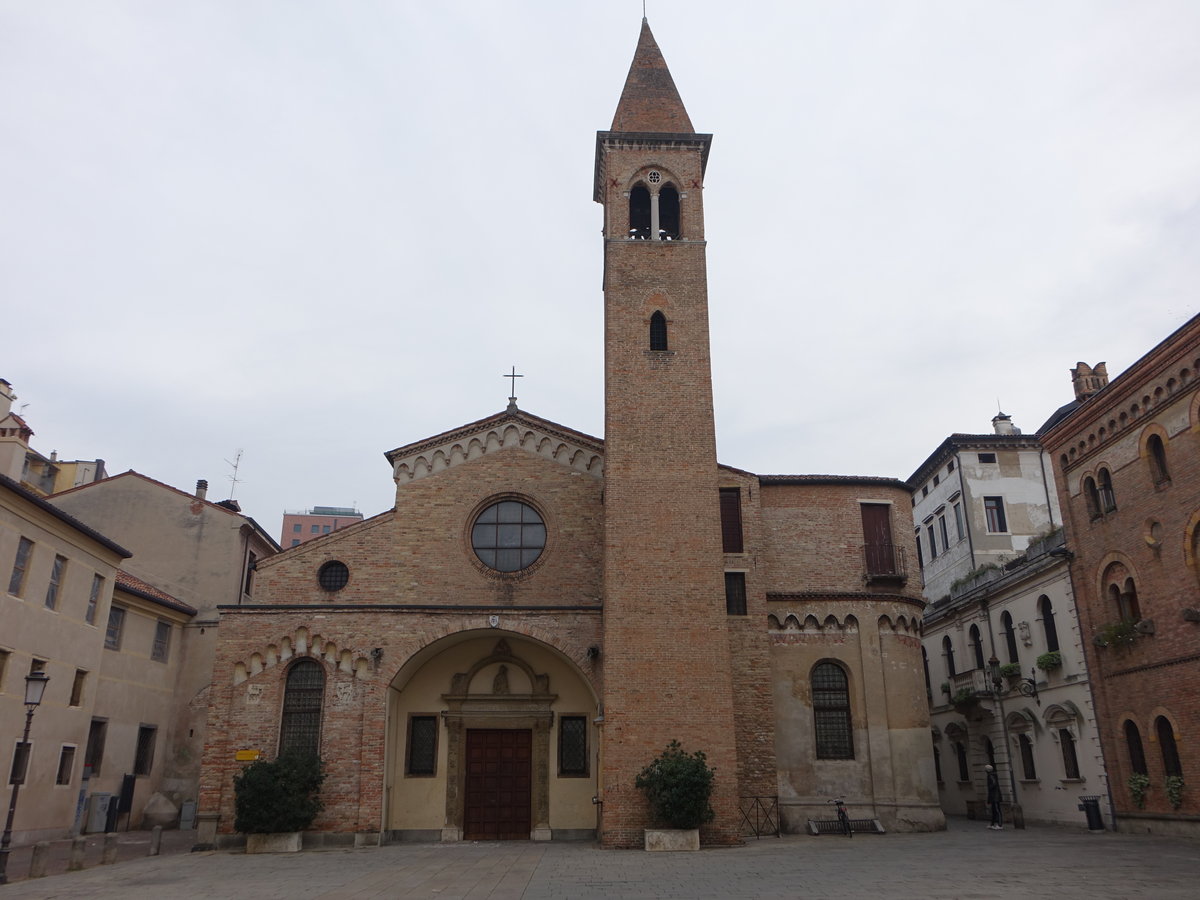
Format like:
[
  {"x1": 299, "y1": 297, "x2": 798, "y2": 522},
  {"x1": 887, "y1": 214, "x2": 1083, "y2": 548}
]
[{"x1": 910, "y1": 415, "x2": 1107, "y2": 827}]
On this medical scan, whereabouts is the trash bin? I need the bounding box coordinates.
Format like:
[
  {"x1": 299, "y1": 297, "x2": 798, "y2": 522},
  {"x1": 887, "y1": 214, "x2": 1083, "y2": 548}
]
[{"x1": 1078, "y1": 795, "x2": 1104, "y2": 832}]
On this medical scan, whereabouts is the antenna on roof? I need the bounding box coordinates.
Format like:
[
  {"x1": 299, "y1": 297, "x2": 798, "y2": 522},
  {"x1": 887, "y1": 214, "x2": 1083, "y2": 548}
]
[{"x1": 224, "y1": 448, "x2": 245, "y2": 499}]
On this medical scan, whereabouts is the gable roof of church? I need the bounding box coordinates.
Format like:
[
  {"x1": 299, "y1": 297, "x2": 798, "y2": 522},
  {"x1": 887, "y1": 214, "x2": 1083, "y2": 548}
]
[
  {"x1": 385, "y1": 407, "x2": 604, "y2": 485},
  {"x1": 609, "y1": 18, "x2": 694, "y2": 134}
]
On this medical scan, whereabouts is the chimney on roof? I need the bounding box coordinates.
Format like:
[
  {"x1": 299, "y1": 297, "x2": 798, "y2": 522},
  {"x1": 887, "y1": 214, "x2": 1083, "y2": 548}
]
[
  {"x1": 992, "y1": 412, "x2": 1019, "y2": 435},
  {"x1": 196, "y1": 479, "x2": 208, "y2": 500},
  {"x1": 216, "y1": 499, "x2": 241, "y2": 513},
  {"x1": 1072, "y1": 362, "x2": 1108, "y2": 402},
  {"x1": 0, "y1": 380, "x2": 15, "y2": 417}
]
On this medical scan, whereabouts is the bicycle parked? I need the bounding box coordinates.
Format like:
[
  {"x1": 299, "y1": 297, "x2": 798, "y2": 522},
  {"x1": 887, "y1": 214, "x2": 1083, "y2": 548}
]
[{"x1": 829, "y1": 797, "x2": 852, "y2": 837}]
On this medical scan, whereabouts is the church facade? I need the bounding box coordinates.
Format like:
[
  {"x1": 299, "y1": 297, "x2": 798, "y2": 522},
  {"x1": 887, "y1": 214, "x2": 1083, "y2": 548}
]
[{"x1": 196, "y1": 21, "x2": 942, "y2": 849}]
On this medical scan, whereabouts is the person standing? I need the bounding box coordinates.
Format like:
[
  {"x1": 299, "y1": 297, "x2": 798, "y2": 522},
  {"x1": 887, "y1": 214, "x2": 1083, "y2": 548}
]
[{"x1": 985, "y1": 764, "x2": 1003, "y2": 830}]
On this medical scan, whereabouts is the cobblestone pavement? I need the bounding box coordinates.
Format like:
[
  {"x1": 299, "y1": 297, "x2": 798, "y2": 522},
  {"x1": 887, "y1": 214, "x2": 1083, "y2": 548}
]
[{"x1": 2, "y1": 819, "x2": 1197, "y2": 899}]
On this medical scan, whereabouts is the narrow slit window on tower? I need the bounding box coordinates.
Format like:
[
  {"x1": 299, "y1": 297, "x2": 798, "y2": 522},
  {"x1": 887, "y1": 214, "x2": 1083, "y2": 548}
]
[
  {"x1": 628, "y1": 185, "x2": 651, "y2": 239},
  {"x1": 659, "y1": 184, "x2": 680, "y2": 239},
  {"x1": 650, "y1": 311, "x2": 668, "y2": 351}
]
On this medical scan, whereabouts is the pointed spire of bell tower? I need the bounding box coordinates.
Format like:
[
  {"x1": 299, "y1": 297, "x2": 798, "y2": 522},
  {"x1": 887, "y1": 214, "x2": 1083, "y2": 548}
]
[{"x1": 610, "y1": 19, "x2": 694, "y2": 133}]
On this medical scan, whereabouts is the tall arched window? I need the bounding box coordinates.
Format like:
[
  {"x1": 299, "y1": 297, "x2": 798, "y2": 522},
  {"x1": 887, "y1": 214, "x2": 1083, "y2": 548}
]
[
  {"x1": 1156, "y1": 716, "x2": 1182, "y2": 777},
  {"x1": 1083, "y1": 476, "x2": 1101, "y2": 519},
  {"x1": 1018, "y1": 734, "x2": 1037, "y2": 780},
  {"x1": 1039, "y1": 595, "x2": 1059, "y2": 653},
  {"x1": 933, "y1": 745, "x2": 943, "y2": 783},
  {"x1": 812, "y1": 662, "x2": 853, "y2": 759},
  {"x1": 1059, "y1": 728, "x2": 1080, "y2": 779},
  {"x1": 1098, "y1": 468, "x2": 1117, "y2": 512},
  {"x1": 969, "y1": 625, "x2": 985, "y2": 670},
  {"x1": 984, "y1": 736, "x2": 996, "y2": 768},
  {"x1": 1109, "y1": 577, "x2": 1141, "y2": 622},
  {"x1": 1147, "y1": 434, "x2": 1170, "y2": 486},
  {"x1": 659, "y1": 184, "x2": 680, "y2": 239},
  {"x1": 955, "y1": 742, "x2": 969, "y2": 782},
  {"x1": 649, "y1": 311, "x2": 668, "y2": 351},
  {"x1": 1001, "y1": 611, "x2": 1020, "y2": 665},
  {"x1": 942, "y1": 635, "x2": 956, "y2": 677},
  {"x1": 1125, "y1": 720, "x2": 1148, "y2": 775},
  {"x1": 922, "y1": 646, "x2": 932, "y2": 702},
  {"x1": 279, "y1": 659, "x2": 325, "y2": 756},
  {"x1": 628, "y1": 185, "x2": 651, "y2": 239}
]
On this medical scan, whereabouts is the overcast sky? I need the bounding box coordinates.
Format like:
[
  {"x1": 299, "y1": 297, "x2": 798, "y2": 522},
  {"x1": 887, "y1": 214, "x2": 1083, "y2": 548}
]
[{"x1": 3, "y1": 1, "x2": 1197, "y2": 539}]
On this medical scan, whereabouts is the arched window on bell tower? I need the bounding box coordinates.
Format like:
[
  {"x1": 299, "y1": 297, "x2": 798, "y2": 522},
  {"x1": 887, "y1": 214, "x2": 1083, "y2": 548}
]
[
  {"x1": 659, "y1": 184, "x2": 680, "y2": 239},
  {"x1": 629, "y1": 185, "x2": 651, "y2": 239},
  {"x1": 650, "y1": 311, "x2": 668, "y2": 350}
]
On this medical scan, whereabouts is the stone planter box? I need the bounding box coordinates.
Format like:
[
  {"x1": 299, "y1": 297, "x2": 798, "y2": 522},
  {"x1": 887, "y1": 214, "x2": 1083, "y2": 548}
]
[
  {"x1": 644, "y1": 828, "x2": 700, "y2": 851},
  {"x1": 245, "y1": 832, "x2": 303, "y2": 853}
]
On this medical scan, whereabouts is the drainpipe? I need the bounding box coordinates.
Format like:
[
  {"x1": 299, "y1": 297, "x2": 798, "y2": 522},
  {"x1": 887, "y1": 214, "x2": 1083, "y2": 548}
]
[{"x1": 1038, "y1": 450, "x2": 1058, "y2": 529}]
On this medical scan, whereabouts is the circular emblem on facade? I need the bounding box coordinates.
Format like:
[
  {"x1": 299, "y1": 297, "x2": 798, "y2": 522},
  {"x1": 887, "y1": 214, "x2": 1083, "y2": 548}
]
[
  {"x1": 317, "y1": 560, "x2": 350, "y2": 592},
  {"x1": 647, "y1": 170, "x2": 661, "y2": 184},
  {"x1": 470, "y1": 499, "x2": 546, "y2": 573}
]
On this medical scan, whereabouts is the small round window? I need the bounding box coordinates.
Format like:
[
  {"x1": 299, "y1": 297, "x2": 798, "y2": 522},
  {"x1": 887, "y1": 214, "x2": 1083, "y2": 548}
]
[
  {"x1": 317, "y1": 560, "x2": 350, "y2": 591},
  {"x1": 471, "y1": 500, "x2": 546, "y2": 573},
  {"x1": 647, "y1": 170, "x2": 661, "y2": 184}
]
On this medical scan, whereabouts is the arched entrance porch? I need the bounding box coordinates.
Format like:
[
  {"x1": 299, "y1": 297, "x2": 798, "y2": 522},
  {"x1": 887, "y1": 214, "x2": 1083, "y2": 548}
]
[{"x1": 385, "y1": 629, "x2": 599, "y2": 841}]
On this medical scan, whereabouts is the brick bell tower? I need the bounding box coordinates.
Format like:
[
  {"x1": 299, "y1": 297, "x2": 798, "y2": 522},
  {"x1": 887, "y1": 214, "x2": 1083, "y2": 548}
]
[{"x1": 595, "y1": 19, "x2": 741, "y2": 847}]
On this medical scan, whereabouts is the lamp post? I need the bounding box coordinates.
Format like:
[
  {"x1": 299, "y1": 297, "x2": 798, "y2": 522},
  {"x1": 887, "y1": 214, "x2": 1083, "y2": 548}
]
[{"x1": 0, "y1": 671, "x2": 49, "y2": 885}]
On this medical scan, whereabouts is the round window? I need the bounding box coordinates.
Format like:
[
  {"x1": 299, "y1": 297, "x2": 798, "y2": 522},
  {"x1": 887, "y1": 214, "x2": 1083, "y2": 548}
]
[
  {"x1": 471, "y1": 500, "x2": 546, "y2": 573},
  {"x1": 317, "y1": 560, "x2": 350, "y2": 591},
  {"x1": 647, "y1": 170, "x2": 661, "y2": 184}
]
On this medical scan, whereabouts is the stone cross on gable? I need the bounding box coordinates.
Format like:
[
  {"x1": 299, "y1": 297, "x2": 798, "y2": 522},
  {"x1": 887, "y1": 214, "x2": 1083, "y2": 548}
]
[{"x1": 504, "y1": 366, "x2": 523, "y2": 411}]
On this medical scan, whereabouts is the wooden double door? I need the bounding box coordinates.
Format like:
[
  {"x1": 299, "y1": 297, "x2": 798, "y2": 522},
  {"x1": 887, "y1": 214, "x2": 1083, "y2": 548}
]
[{"x1": 463, "y1": 729, "x2": 532, "y2": 840}]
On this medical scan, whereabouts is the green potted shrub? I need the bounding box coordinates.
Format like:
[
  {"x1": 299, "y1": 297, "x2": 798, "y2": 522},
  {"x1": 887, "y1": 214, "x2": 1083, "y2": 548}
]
[
  {"x1": 233, "y1": 751, "x2": 325, "y2": 853},
  {"x1": 635, "y1": 740, "x2": 715, "y2": 851},
  {"x1": 1036, "y1": 651, "x2": 1062, "y2": 672}
]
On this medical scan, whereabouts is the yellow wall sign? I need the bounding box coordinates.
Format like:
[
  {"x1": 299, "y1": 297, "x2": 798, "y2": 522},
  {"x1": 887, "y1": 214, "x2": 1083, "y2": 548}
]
[{"x1": 235, "y1": 749, "x2": 261, "y2": 761}]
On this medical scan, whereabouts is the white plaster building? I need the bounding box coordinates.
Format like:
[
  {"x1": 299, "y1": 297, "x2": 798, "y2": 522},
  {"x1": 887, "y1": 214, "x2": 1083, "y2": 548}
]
[{"x1": 909, "y1": 414, "x2": 1109, "y2": 828}]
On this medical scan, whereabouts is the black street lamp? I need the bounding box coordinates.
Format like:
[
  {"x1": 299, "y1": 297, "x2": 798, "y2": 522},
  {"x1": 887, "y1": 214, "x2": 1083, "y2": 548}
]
[{"x1": 0, "y1": 671, "x2": 49, "y2": 885}]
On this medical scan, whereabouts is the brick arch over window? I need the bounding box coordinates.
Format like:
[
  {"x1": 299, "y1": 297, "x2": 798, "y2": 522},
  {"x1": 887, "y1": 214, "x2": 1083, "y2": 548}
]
[
  {"x1": 1138, "y1": 424, "x2": 1172, "y2": 487},
  {"x1": 1156, "y1": 715, "x2": 1183, "y2": 777},
  {"x1": 1101, "y1": 560, "x2": 1141, "y2": 623},
  {"x1": 1184, "y1": 510, "x2": 1200, "y2": 585},
  {"x1": 1123, "y1": 718, "x2": 1148, "y2": 776},
  {"x1": 1082, "y1": 475, "x2": 1101, "y2": 520}
]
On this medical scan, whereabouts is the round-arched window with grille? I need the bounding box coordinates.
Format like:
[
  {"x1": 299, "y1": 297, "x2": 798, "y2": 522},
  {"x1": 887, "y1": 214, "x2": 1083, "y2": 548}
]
[
  {"x1": 471, "y1": 499, "x2": 546, "y2": 573},
  {"x1": 317, "y1": 560, "x2": 350, "y2": 592}
]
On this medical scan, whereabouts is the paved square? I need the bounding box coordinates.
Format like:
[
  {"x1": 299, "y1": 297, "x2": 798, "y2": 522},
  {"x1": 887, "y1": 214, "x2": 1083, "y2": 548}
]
[{"x1": 3, "y1": 820, "x2": 1198, "y2": 899}]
